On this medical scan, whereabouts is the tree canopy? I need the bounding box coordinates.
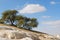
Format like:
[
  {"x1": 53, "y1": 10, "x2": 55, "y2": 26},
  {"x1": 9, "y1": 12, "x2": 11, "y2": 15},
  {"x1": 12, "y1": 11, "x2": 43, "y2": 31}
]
[
  {"x1": 1, "y1": 10, "x2": 38, "y2": 30},
  {"x1": 2, "y1": 10, "x2": 18, "y2": 25}
]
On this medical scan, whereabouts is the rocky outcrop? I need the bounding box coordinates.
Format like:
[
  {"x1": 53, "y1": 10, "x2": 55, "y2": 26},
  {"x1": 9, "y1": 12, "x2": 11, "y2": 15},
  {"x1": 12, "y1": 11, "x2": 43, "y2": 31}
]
[{"x1": 0, "y1": 25, "x2": 59, "y2": 40}]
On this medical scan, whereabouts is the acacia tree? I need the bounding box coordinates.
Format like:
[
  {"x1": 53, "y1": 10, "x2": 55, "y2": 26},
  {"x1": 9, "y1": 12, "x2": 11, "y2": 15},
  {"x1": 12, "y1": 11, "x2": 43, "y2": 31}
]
[
  {"x1": 0, "y1": 19, "x2": 4, "y2": 24},
  {"x1": 2, "y1": 10, "x2": 18, "y2": 25},
  {"x1": 25, "y1": 18, "x2": 38, "y2": 30},
  {"x1": 16, "y1": 16, "x2": 38, "y2": 30},
  {"x1": 15, "y1": 15, "x2": 25, "y2": 27},
  {"x1": 1, "y1": 10, "x2": 38, "y2": 30}
]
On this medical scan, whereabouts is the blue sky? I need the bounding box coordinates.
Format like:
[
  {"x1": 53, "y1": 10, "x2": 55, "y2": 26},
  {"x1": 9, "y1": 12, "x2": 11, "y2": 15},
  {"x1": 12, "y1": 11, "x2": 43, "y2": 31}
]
[{"x1": 0, "y1": 0, "x2": 60, "y2": 35}]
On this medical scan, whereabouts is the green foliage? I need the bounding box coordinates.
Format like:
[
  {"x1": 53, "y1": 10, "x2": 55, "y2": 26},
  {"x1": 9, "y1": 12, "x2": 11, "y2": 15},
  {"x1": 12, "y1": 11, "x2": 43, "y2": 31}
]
[
  {"x1": 0, "y1": 19, "x2": 4, "y2": 24},
  {"x1": 17, "y1": 17, "x2": 38, "y2": 30},
  {"x1": 2, "y1": 10, "x2": 18, "y2": 25},
  {"x1": 1, "y1": 10, "x2": 38, "y2": 30}
]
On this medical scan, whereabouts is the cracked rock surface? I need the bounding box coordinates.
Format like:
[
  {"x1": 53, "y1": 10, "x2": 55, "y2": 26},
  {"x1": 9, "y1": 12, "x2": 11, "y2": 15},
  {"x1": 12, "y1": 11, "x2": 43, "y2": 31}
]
[{"x1": 0, "y1": 24, "x2": 59, "y2": 40}]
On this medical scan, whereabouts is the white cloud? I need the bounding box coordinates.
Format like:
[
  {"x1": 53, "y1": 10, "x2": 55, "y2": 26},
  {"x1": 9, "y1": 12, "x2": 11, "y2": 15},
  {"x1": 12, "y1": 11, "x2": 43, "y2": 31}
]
[
  {"x1": 50, "y1": 1, "x2": 60, "y2": 4},
  {"x1": 50, "y1": 1, "x2": 56, "y2": 4},
  {"x1": 42, "y1": 16, "x2": 51, "y2": 18},
  {"x1": 18, "y1": 4, "x2": 47, "y2": 14},
  {"x1": 42, "y1": 20, "x2": 60, "y2": 27}
]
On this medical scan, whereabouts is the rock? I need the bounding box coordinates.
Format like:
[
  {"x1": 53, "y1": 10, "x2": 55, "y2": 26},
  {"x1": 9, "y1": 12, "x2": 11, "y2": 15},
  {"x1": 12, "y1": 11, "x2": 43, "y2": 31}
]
[{"x1": 0, "y1": 25, "x2": 59, "y2": 40}]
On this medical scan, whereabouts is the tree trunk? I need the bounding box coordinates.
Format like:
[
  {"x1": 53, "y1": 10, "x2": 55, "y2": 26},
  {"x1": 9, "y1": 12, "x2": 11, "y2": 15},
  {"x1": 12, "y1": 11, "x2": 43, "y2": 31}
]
[{"x1": 10, "y1": 19, "x2": 14, "y2": 26}]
